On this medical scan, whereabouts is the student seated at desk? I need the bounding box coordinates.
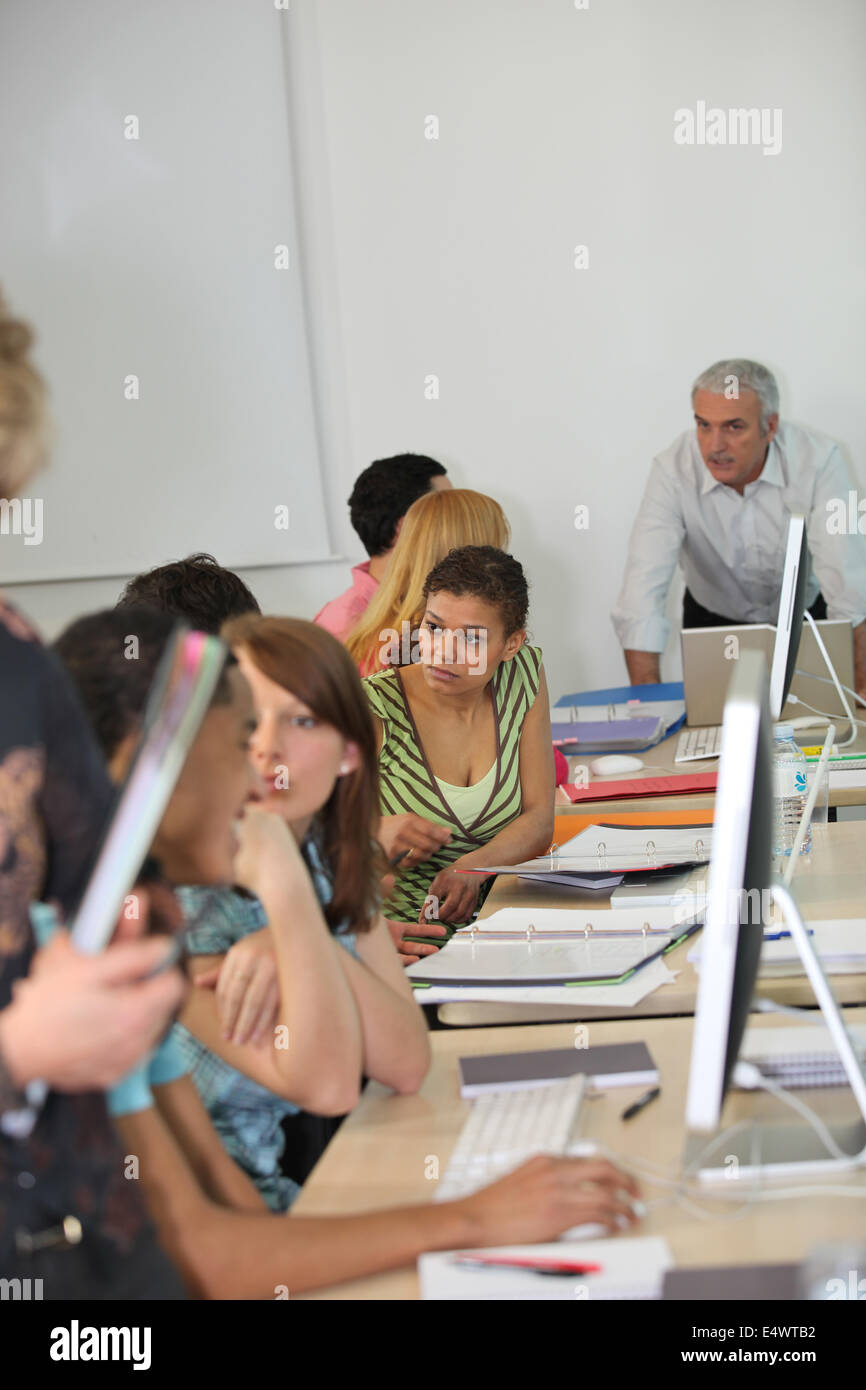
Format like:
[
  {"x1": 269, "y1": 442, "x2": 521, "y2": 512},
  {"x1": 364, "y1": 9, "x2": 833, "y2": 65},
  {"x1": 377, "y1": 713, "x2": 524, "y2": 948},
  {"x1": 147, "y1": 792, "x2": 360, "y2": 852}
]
[
  {"x1": 116, "y1": 550, "x2": 261, "y2": 630},
  {"x1": 56, "y1": 608, "x2": 430, "y2": 1210},
  {"x1": 54, "y1": 610, "x2": 641, "y2": 1297},
  {"x1": 316, "y1": 452, "x2": 451, "y2": 642},
  {"x1": 345, "y1": 488, "x2": 510, "y2": 676},
  {"x1": 365, "y1": 545, "x2": 555, "y2": 963}
]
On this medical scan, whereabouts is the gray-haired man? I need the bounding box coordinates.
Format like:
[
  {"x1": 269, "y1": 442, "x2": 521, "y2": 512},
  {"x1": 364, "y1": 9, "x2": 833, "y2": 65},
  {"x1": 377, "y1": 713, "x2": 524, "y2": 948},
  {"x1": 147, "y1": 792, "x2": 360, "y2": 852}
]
[{"x1": 612, "y1": 359, "x2": 866, "y2": 701}]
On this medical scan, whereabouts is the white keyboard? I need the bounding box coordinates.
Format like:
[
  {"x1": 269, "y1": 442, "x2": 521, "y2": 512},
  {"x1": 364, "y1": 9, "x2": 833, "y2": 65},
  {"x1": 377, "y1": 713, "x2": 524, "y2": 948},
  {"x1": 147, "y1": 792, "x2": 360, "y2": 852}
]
[
  {"x1": 675, "y1": 725, "x2": 722, "y2": 762},
  {"x1": 434, "y1": 1075, "x2": 587, "y2": 1203}
]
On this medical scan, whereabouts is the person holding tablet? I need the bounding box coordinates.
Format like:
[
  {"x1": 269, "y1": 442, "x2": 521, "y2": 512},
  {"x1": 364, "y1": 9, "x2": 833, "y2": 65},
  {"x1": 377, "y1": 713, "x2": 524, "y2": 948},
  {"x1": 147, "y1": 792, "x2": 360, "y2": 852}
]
[{"x1": 0, "y1": 291, "x2": 187, "y2": 1299}]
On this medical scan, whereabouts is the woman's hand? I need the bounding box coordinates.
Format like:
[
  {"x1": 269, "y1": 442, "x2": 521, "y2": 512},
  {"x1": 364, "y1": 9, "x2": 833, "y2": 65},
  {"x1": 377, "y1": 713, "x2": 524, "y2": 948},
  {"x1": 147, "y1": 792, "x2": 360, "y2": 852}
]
[
  {"x1": 385, "y1": 917, "x2": 448, "y2": 968},
  {"x1": 378, "y1": 813, "x2": 451, "y2": 866},
  {"x1": 454, "y1": 1155, "x2": 642, "y2": 1246},
  {"x1": 194, "y1": 928, "x2": 279, "y2": 1045},
  {"x1": 232, "y1": 804, "x2": 303, "y2": 899},
  {"x1": 421, "y1": 862, "x2": 483, "y2": 925}
]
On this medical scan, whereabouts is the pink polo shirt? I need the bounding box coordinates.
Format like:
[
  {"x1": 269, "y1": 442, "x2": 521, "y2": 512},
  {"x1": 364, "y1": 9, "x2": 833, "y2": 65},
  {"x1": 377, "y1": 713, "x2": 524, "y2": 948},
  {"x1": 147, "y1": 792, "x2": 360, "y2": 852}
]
[{"x1": 314, "y1": 561, "x2": 379, "y2": 642}]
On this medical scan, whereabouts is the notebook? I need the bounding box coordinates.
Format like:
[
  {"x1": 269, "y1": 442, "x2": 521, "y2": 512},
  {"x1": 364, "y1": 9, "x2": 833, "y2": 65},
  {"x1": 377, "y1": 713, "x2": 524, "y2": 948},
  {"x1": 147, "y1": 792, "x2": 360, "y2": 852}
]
[
  {"x1": 738, "y1": 1024, "x2": 866, "y2": 1089},
  {"x1": 405, "y1": 920, "x2": 701, "y2": 987},
  {"x1": 458, "y1": 905, "x2": 697, "y2": 936},
  {"x1": 419, "y1": 1237, "x2": 674, "y2": 1300},
  {"x1": 466, "y1": 822, "x2": 713, "y2": 879},
  {"x1": 550, "y1": 717, "x2": 664, "y2": 752},
  {"x1": 458, "y1": 1041, "x2": 658, "y2": 1096}
]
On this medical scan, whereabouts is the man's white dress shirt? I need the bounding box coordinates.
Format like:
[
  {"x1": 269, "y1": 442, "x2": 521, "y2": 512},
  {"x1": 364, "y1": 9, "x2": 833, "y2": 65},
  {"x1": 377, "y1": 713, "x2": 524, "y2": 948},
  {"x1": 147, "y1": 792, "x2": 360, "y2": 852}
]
[{"x1": 612, "y1": 420, "x2": 866, "y2": 653}]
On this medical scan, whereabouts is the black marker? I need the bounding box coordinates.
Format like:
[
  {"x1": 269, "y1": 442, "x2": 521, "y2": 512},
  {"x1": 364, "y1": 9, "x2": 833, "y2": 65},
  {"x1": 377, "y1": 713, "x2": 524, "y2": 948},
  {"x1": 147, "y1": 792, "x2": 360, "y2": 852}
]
[{"x1": 621, "y1": 1086, "x2": 660, "y2": 1121}]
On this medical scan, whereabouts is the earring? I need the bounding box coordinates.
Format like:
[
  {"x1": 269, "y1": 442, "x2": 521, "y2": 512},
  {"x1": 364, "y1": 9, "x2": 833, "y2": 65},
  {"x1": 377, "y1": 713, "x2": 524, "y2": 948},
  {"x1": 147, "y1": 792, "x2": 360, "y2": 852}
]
[{"x1": 339, "y1": 761, "x2": 351, "y2": 775}]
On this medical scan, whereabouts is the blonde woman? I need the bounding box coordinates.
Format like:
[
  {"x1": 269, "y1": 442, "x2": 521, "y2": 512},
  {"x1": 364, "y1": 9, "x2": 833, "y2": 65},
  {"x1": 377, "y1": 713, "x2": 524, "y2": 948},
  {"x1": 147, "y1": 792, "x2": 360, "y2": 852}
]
[{"x1": 345, "y1": 488, "x2": 510, "y2": 677}]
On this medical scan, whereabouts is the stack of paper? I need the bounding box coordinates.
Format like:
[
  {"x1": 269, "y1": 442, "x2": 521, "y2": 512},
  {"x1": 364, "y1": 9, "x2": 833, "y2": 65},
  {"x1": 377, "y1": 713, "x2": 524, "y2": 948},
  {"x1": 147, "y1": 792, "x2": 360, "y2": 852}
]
[
  {"x1": 688, "y1": 919, "x2": 866, "y2": 978},
  {"x1": 464, "y1": 823, "x2": 713, "y2": 889}
]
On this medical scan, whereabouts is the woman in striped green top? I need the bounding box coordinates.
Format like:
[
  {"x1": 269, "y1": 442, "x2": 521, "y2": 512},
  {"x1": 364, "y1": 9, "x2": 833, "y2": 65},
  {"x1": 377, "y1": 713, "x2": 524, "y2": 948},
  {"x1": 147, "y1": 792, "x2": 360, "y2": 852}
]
[{"x1": 364, "y1": 546, "x2": 555, "y2": 961}]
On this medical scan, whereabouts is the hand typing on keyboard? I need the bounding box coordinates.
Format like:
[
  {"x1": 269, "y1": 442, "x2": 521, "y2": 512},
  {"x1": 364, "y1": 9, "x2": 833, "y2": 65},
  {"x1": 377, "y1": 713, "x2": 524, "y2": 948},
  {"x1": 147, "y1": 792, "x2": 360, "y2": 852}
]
[{"x1": 434, "y1": 1078, "x2": 642, "y2": 1244}]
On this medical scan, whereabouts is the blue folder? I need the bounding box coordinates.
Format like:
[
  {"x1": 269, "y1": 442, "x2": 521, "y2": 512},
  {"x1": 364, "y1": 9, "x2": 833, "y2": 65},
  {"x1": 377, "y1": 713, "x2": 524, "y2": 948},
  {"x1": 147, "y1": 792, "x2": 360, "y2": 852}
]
[{"x1": 555, "y1": 681, "x2": 685, "y2": 708}]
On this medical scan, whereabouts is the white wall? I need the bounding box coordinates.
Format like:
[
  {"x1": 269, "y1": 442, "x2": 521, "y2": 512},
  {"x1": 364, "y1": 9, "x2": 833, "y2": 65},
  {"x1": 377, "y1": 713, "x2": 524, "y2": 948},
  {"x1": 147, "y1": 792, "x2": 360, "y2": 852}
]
[{"x1": 9, "y1": 0, "x2": 866, "y2": 707}]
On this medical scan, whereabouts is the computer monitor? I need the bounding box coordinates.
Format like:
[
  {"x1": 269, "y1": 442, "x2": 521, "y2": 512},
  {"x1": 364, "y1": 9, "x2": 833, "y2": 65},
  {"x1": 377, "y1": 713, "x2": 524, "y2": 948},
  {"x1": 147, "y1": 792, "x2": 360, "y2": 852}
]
[
  {"x1": 685, "y1": 649, "x2": 773, "y2": 1134},
  {"x1": 684, "y1": 648, "x2": 866, "y2": 1182},
  {"x1": 768, "y1": 512, "x2": 808, "y2": 720}
]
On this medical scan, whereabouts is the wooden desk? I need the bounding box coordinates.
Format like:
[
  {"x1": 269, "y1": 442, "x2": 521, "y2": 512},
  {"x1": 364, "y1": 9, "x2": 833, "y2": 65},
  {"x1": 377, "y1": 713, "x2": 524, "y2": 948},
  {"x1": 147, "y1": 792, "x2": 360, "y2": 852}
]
[
  {"x1": 555, "y1": 723, "x2": 866, "y2": 812},
  {"x1": 435, "y1": 821, "x2": 866, "y2": 1027},
  {"x1": 293, "y1": 1007, "x2": 866, "y2": 1300}
]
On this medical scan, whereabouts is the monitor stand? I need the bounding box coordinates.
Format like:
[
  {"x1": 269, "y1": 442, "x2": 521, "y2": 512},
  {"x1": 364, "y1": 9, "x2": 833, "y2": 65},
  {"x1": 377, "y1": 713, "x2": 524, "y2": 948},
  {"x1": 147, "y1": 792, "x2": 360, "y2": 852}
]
[{"x1": 683, "y1": 878, "x2": 866, "y2": 1185}]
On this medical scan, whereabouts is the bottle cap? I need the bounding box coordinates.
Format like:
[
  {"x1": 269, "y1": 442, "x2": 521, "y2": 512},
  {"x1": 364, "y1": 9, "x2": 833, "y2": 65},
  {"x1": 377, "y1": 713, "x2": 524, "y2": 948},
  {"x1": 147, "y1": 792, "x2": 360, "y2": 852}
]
[{"x1": 773, "y1": 722, "x2": 795, "y2": 740}]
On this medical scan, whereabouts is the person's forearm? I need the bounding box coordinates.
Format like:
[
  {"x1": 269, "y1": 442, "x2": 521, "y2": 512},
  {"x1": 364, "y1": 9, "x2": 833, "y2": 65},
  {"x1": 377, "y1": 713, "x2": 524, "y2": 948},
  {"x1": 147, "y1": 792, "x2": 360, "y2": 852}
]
[
  {"x1": 118, "y1": 1104, "x2": 481, "y2": 1298},
  {"x1": 175, "y1": 1192, "x2": 481, "y2": 1299},
  {"x1": 853, "y1": 622, "x2": 866, "y2": 697},
  {"x1": 624, "y1": 649, "x2": 661, "y2": 685},
  {"x1": 457, "y1": 805, "x2": 554, "y2": 873},
  {"x1": 256, "y1": 873, "x2": 364, "y2": 1112},
  {"x1": 334, "y1": 947, "x2": 430, "y2": 1094},
  {"x1": 153, "y1": 1078, "x2": 266, "y2": 1213}
]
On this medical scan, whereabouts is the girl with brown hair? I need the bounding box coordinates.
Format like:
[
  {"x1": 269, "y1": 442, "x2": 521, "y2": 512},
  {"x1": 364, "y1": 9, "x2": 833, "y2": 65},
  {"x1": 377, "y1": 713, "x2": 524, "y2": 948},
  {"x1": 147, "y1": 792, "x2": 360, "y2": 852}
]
[{"x1": 172, "y1": 615, "x2": 431, "y2": 1206}]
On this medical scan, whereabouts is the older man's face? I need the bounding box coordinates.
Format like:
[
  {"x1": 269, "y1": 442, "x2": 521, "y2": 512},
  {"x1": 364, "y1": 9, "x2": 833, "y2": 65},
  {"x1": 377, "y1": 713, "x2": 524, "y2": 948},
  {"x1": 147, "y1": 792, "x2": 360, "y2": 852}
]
[{"x1": 693, "y1": 388, "x2": 777, "y2": 492}]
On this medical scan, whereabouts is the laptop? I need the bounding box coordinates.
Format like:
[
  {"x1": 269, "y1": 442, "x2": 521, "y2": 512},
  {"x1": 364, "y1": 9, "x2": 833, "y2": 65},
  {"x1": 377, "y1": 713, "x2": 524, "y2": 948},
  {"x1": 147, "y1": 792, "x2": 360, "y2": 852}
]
[{"x1": 681, "y1": 619, "x2": 854, "y2": 727}]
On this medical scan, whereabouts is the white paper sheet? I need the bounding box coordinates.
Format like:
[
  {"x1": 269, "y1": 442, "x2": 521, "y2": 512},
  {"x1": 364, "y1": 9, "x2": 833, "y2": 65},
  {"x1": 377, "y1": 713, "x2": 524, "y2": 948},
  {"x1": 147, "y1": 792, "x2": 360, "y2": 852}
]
[
  {"x1": 419, "y1": 1236, "x2": 674, "y2": 1300},
  {"x1": 688, "y1": 918, "x2": 866, "y2": 976}
]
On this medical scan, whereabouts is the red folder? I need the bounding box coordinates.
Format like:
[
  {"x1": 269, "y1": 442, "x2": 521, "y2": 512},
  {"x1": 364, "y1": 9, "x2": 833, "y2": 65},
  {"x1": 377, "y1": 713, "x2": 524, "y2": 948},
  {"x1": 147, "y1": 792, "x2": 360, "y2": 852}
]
[{"x1": 562, "y1": 771, "x2": 718, "y2": 803}]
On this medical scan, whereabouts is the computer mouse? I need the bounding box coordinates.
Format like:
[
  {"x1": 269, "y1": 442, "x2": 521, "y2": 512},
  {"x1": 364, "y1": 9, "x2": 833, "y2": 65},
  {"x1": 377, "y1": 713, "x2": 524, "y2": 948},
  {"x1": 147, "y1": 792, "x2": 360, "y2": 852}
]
[
  {"x1": 560, "y1": 1195, "x2": 645, "y2": 1241},
  {"x1": 589, "y1": 754, "x2": 645, "y2": 776}
]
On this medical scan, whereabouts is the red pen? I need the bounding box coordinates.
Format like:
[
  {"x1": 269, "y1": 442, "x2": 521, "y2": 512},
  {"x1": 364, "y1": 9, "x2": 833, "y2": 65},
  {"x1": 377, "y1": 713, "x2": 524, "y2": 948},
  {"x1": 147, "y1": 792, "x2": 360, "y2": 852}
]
[{"x1": 451, "y1": 1253, "x2": 603, "y2": 1277}]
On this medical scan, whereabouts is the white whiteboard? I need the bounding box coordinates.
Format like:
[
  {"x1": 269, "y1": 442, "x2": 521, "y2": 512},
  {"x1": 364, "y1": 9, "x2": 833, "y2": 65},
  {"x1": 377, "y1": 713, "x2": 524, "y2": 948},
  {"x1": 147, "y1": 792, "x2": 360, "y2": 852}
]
[{"x1": 0, "y1": 0, "x2": 331, "y2": 582}]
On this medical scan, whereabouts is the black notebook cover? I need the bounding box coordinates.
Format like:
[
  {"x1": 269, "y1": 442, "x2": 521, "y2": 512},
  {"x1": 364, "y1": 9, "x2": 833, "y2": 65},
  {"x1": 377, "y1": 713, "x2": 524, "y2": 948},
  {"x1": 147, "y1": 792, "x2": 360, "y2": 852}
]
[{"x1": 459, "y1": 1042, "x2": 658, "y2": 1095}]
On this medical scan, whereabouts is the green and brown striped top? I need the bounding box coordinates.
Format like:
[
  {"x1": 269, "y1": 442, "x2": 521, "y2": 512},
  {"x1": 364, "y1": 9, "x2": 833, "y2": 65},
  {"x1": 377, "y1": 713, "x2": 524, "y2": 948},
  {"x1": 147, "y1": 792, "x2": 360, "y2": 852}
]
[{"x1": 364, "y1": 645, "x2": 543, "y2": 923}]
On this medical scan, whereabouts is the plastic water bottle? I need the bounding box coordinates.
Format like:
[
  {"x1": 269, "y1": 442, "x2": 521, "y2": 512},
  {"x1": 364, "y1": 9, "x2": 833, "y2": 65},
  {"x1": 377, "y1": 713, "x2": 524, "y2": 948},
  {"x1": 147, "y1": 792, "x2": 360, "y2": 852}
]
[{"x1": 772, "y1": 723, "x2": 810, "y2": 856}]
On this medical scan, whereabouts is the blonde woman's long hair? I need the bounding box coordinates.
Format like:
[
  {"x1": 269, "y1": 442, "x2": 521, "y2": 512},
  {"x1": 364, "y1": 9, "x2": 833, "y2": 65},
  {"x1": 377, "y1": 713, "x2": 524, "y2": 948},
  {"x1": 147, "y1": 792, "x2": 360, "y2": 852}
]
[
  {"x1": 0, "y1": 291, "x2": 47, "y2": 499},
  {"x1": 345, "y1": 488, "x2": 510, "y2": 675}
]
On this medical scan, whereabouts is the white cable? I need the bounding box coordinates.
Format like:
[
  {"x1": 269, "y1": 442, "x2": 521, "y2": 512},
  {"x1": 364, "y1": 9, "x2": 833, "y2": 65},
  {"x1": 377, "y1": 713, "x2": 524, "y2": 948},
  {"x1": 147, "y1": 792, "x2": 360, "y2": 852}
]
[
  {"x1": 793, "y1": 669, "x2": 866, "y2": 709},
  {"x1": 803, "y1": 611, "x2": 858, "y2": 745},
  {"x1": 752, "y1": 997, "x2": 817, "y2": 1020},
  {"x1": 740, "y1": 1066, "x2": 856, "y2": 1163},
  {"x1": 787, "y1": 691, "x2": 866, "y2": 729}
]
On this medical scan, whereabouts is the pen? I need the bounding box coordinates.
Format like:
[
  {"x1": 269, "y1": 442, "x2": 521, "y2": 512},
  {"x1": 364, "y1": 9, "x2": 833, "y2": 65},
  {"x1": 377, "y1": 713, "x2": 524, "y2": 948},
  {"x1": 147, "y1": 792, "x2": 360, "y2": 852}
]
[
  {"x1": 621, "y1": 1086, "x2": 660, "y2": 1121},
  {"x1": 763, "y1": 928, "x2": 814, "y2": 941},
  {"x1": 390, "y1": 849, "x2": 410, "y2": 868},
  {"x1": 451, "y1": 1254, "x2": 603, "y2": 1276}
]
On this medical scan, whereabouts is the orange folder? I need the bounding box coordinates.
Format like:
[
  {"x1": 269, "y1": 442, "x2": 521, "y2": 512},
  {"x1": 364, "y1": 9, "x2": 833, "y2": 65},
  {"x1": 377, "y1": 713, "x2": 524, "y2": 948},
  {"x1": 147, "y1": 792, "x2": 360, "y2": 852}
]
[{"x1": 548, "y1": 807, "x2": 714, "y2": 853}]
